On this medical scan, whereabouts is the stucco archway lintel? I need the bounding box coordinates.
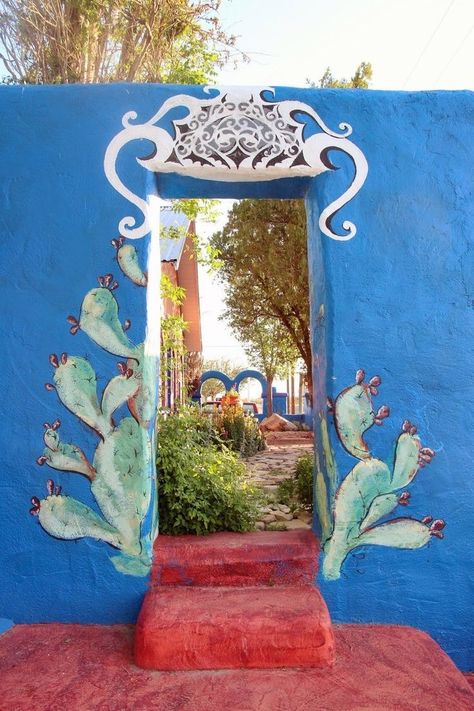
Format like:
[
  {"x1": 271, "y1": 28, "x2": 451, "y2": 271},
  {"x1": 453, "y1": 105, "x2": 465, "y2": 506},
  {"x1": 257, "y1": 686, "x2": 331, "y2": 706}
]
[{"x1": 104, "y1": 85, "x2": 368, "y2": 241}]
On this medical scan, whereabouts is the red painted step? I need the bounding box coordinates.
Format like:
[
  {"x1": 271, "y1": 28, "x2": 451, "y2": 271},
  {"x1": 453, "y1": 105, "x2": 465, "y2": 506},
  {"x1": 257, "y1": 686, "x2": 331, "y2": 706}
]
[
  {"x1": 152, "y1": 530, "x2": 319, "y2": 587},
  {"x1": 135, "y1": 585, "x2": 334, "y2": 671}
]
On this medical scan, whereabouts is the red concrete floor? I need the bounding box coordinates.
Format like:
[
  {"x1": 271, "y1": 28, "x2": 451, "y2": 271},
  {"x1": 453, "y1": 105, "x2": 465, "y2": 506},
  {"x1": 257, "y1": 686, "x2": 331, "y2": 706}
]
[{"x1": 0, "y1": 623, "x2": 473, "y2": 711}]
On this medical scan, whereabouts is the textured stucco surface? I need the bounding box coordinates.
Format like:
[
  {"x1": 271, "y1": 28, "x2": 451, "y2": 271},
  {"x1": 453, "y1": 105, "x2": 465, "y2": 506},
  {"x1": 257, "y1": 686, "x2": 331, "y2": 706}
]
[
  {"x1": 0, "y1": 85, "x2": 473, "y2": 669},
  {"x1": 307, "y1": 90, "x2": 474, "y2": 670},
  {"x1": 0, "y1": 623, "x2": 472, "y2": 710}
]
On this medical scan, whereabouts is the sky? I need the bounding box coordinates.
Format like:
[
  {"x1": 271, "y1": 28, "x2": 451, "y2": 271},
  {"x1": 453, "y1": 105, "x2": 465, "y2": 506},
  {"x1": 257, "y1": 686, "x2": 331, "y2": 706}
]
[{"x1": 197, "y1": 0, "x2": 474, "y2": 368}]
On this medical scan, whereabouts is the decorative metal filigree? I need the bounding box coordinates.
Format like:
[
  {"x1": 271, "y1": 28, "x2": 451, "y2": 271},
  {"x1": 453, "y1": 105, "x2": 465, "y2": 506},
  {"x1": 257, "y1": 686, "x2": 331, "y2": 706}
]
[{"x1": 104, "y1": 86, "x2": 368, "y2": 240}]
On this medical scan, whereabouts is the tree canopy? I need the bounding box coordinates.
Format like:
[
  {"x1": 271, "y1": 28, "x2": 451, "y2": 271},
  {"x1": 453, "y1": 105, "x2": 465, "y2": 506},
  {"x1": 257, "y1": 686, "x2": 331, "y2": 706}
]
[
  {"x1": 307, "y1": 61, "x2": 373, "y2": 89},
  {"x1": 0, "y1": 0, "x2": 243, "y2": 84},
  {"x1": 211, "y1": 63, "x2": 372, "y2": 405},
  {"x1": 210, "y1": 199, "x2": 312, "y2": 397},
  {"x1": 238, "y1": 317, "x2": 299, "y2": 415}
]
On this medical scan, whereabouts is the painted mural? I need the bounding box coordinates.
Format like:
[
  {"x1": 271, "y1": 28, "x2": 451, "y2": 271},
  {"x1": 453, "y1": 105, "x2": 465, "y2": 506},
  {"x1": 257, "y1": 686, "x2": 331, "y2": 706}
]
[
  {"x1": 31, "y1": 239, "x2": 157, "y2": 577},
  {"x1": 322, "y1": 369, "x2": 445, "y2": 580}
]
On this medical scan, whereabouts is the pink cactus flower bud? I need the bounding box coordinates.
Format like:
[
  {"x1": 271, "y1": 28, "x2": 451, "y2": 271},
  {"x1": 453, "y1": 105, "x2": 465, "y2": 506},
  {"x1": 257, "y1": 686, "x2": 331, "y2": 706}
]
[
  {"x1": 429, "y1": 519, "x2": 446, "y2": 539},
  {"x1": 376, "y1": 405, "x2": 390, "y2": 419},
  {"x1": 355, "y1": 369, "x2": 365, "y2": 384},
  {"x1": 29, "y1": 496, "x2": 41, "y2": 515},
  {"x1": 49, "y1": 354, "x2": 59, "y2": 368}
]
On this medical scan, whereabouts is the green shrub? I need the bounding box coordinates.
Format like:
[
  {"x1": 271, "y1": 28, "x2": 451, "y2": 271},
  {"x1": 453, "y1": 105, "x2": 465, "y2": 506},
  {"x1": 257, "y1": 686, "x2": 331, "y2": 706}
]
[
  {"x1": 157, "y1": 408, "x2": 259, "y2": 535},
  {"x1": 295, "y1": 454, "x2": 314, "y2": 509},
  {"x1": 214, "y1": 405, "x2": 266, "y2": 457},
  {"x1": 276, "y1": 478, "x2": 297, "y2": 504},
  {"x1": 276, "y1": 455, "x2": 314, "y2": 511}
]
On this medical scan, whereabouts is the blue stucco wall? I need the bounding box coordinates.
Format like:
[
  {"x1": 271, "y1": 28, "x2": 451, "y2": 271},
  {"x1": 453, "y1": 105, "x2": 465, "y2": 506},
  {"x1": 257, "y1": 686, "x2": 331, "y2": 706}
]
[
  {"x1": 306, "y1": 90, "x2": 474, "y2": 670},
  {"x1": 0, "y1": 86, "x2": 160, "y2": 623},
  {"x1": 0, "y1": 84, "x2": 472, "y2": 669}
]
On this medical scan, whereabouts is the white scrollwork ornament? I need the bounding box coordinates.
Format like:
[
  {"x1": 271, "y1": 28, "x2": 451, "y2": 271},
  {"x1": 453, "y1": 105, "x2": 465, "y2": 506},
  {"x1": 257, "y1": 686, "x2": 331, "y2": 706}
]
[{"x1": 104, "y1": 86, "x2": 368, "y2": 240}]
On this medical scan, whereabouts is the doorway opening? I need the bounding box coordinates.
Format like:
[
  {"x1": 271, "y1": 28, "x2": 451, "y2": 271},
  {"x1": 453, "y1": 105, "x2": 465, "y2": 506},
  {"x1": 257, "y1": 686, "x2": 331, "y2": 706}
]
[
  {"x1": 103, "y1": 84, "x2": 368, "y2": 562},
  {"x1": 156, "y1": 195, "x2": 316, "y2": 538}
]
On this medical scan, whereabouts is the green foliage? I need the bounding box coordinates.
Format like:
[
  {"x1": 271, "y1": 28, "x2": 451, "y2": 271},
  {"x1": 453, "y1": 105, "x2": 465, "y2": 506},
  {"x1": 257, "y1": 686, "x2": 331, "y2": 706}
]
[
  {"x1": 214, "y1": 404, "x2": 266, "y2": 458},
  {"x1": 276, "y1": 455, "x2": 314, "y2": 511},
  {"x1": 210, "y1": 199, "x2": 312, "y2": 395},
  {"x1": 157, "y1": 408, "x2": 259, "y2": 535},
  {"x1": 295, "y1": 454, "x2": 314, "y2": 508},
  {"x1": 276, "y1": 478, "x2": 297, "y2": 504},
  {"x1": 0, "y1": 0, "x2": 244, "y2": 85},
  {"x1": 239, "y1": 317, "x2": 300, "y2": 415},
  {"x1": 160, "y1": 29, "x2": 219, "y2": 85},
  {"x1": 307, "y1": 62, "x2": 373, "y2": 89}
]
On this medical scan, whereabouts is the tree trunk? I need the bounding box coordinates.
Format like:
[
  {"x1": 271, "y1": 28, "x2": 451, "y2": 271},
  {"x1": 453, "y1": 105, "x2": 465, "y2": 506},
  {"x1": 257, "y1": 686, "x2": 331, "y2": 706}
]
[
  {"x1": 305, "y1": 361, "x2": 313, "y2": 408},
  {"x1": 266, "y1": 376, "x2": 273, "y2": 416}
]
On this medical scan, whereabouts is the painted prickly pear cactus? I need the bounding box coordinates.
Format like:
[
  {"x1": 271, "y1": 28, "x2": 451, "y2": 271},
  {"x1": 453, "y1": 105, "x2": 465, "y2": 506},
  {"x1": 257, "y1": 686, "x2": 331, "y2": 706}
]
[
  {"x1": 323, "y1": 369, "x2": 444, "y2": 580},
  {"x1": 31, "y1": 237, "x2": 158, "y2": 577}
]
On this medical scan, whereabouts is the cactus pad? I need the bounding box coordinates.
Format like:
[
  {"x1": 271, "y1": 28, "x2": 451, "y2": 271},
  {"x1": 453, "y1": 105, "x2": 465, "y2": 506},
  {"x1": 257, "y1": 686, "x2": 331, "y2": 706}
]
[{"x1": 323, "y1": 372, "x2": 443, "y2": 580}]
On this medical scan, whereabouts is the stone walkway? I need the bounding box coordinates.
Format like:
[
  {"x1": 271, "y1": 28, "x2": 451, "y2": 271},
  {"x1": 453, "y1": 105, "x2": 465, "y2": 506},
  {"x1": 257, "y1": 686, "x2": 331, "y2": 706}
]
[{"x1": 243, "y1": 437, "x2": 314, "y2": 532}]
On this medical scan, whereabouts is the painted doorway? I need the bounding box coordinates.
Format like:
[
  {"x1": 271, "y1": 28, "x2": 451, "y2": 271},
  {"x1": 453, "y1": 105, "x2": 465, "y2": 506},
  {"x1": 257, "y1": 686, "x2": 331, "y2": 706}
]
[{"x1": 103, "y1": 85, "x2": 368, "y2": 550}]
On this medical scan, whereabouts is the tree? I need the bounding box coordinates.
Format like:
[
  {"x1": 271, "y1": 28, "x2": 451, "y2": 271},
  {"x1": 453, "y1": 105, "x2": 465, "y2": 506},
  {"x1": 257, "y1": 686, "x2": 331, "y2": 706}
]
[
  {"x1": 238, "y1": 318, "x2": 299, "y2": 416},
  {"x1": 0, "y1": 0, "x2": 244, "y2": 84},
  {"x1": 200, "y1": 357, "x2": 244, "y2": 400},
  {"x1": 307, "y1": 61, "x2": 372, "y2": 89},
  {"x1": 210, "y1": 199, "x2": 313, "y2": 398},
  {"x1": 211, "y1": 64, "x2": 372, "y2": 406}
]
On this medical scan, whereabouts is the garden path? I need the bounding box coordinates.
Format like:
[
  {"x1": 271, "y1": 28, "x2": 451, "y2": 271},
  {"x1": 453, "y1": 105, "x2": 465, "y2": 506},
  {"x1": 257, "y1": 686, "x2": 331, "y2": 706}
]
[{"x1": 243, "y1": 432, "x2": 314, "y2": 531}]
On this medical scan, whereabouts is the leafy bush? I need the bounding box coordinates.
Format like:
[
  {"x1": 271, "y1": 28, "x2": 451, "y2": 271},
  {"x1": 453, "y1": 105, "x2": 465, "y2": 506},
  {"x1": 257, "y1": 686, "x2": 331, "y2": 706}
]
[
  {"x1": 295, "y1": 454, "x2": 313, "y2": 509},
  {"x1": 157, "y1": 408, "x2": 259, "y2": 535},
  {"x1": 276, "y1": 478, "x2": 297, "y2": 504},
  {"x1": 276, "y1": 455, "x2": 314, "y2": 511},
  {"x1": 214, "y1": 404, "x2": 266, "y2": 457}
]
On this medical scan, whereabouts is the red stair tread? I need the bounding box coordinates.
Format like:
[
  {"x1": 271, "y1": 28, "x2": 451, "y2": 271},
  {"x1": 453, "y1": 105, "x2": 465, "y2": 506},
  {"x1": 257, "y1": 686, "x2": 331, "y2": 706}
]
[
  {"x1": 135, "y1": 585, "x2": 334, "y2": 671},
  {"x1": 1, "y1": 623, "x2": 473, "y2": 710},
  {"x1": 152, "y1": 530, "x2": 319, "y2": 587}
]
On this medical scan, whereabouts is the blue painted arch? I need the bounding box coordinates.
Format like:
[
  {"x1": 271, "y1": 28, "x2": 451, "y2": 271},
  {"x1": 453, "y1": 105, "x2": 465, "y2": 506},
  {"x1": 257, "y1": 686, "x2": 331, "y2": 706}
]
[
  {"x1": 198, "y1": 370, "x2": 233, "y2": 395},
  {"x1": 197, "y1": 369, "x2": 271, "y2": 416},
  {"x1": 233, "y1": 369, "x2": 267, "y2": 393}
]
